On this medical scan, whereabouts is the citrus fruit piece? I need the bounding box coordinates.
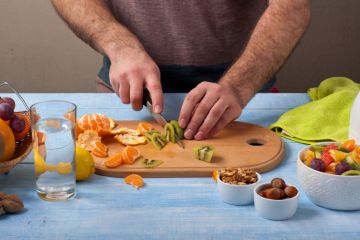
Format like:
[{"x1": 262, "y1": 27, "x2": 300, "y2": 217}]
[
  {"x1": 76, "y1": 146, "x2": 95, "y2": 181},
  {"x1": 114, "y1": 134, "x2": 147, "y2": 146},
  {"x1": 0, "y1": 119, "x2": 15, "y2": 162},
  {"x1": 104, "y1": 152, "x2": 123, "y2": 168},
  {"x1": 212, "y1": 170, "x2": 219, "y2": 182},
  {"x1": 56, "y1": 162, "x2": 72, "y2": 175},
  {"x1": 124, "y1": 174, "x2": 144, "y2": 189},
  {"x1": 76, "y1": 130, "x2": 102, "y2": 151},
  {"x1": 110, "y1": 126, "x2": 141, "y2": 136},
  {"x1": 34, "y1": 147, "x2": 47, "y2": 176},
  {"x1": 137, "y1": 122, "x2": 153, "y2": 135},
  {"x1": 91, "y1": 141, "x2": 108, "y2": 158},
  {"x1": 12, "y1": 112, "x2": 31, "y2": 142},
  {"x1": 77, "y1": 113, "x2": 112, "y2": 136},
  {"x1": 122, "y1": 146, "x2": 140, "y2": 164}
]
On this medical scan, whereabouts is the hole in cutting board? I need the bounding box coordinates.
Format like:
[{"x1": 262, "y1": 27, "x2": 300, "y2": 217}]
[{"x1": 247, "y1": 138, "x2": 266, "y2": 146}]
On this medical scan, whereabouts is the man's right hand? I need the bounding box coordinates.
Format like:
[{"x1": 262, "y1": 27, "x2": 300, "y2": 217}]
[{"x1": 109, "y1": 47, "x2": 163, "y2": 114}]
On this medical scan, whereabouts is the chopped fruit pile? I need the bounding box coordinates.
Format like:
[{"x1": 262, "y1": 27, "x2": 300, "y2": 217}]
[
  {"x1": 76, "y1": 130, "x2": 108, "y2": 157},
  {"x1": 144, "y1": 120, "x2": 184, "y2": 150},
  {"x1": 193, "y1": 145, "x2": 215, "y2": 163},
  {"x1": 301, "y1": 139, "x2": 360, "y2": 175},
  {"x1": 0, "y1": 96, "x2": 31, "y2": 162},
  {"x1": 124, "y1": 174, "x2": 144, "y2": 189},
  {"x1": 104, "y1": 146, "x2": 140, "y2": 168}
]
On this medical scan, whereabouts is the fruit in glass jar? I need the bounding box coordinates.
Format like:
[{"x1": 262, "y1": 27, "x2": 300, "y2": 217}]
[
  {"x1": 0, "y1": 103, "x2": 14, "y2": 121},
  {"x1": 310, "y1": 158, "x2": 325, "y2": 172},
  {"x1": 335, "y1": 162, "x2": 352, "y2": 175}
]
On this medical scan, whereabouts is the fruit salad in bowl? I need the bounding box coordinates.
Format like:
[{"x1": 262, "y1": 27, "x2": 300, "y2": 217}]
[{"x1": 297, "y1": 140, "x2": 360, "y2": 211}]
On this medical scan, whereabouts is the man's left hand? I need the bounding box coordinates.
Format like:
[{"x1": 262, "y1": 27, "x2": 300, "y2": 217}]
[{"x1": 178, "y1": 81, "x2": 242, "y2": 140}]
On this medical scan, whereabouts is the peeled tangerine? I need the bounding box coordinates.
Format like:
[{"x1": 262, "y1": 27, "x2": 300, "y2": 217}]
[
  {"x1": 0, "y1": 119, "x2": 15, "y2": 162},
  {"x1": 124, "y1": 174, "x2": 144, "y2": 189}
]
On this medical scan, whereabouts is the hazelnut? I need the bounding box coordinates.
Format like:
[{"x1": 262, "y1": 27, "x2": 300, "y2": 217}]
[
  {"x1": 0, "y1": 205, "x2": 6, "y2": 216},
  {"x1": 265, "y1": 188, "x2": 286, "y2": 200},
  {"x1": 1, "y1": 199, "x2": 23, "y2": 213},
  {"x1": 0, "y1": 192, "x2": 5, "y2": 200},
  {"x1": 271, "y1": 178, "x2": 286, "y2": 189},
  {"x1": 284, "y1": 186, "x2": 298, "y2": 198}
]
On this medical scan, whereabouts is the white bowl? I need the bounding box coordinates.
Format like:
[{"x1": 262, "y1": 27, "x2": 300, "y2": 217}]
[
  {"x1": 254, "y1": 183, "x2": 299, "y2": 220},
  {"x1": 297, "y1": 142, "x2": 360, "y2": 211},
  {"x1": 217, "y1": 173, "x2": 261, "y2": 205}
]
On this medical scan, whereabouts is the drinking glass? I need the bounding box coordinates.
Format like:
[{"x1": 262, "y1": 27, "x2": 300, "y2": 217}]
[{"x1": 30, "y1": 100, "x2": 76, "y2": 201}]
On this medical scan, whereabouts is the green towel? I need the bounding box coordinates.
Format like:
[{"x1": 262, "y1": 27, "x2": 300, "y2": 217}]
[{"x1": 270, "y1": 77, "x2": 360, "y2": 144}]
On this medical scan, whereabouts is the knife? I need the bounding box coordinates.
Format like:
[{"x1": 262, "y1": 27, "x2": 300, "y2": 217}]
[{"x1": 142, "y1": 89, "x2": 185, "y2": 149}]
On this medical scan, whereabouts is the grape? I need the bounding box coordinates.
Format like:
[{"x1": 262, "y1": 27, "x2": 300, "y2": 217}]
[
  {"x1": 0, "y1": 97, "x2": 15, "y2": 110},
  {"x1": 310, "y1": 158, "x2": 325, "y2": 172},
  {"x1": 335, "y1": 162, "x2": 352, "y2": 175},
  {"x1": 0, "y1": 103, "x2": 14, "y2": 120},
  {"x1": 10, "y1": 116, "x2": 25, "y2": 133}
]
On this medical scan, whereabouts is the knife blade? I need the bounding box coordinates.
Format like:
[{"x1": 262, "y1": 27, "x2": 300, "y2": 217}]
[{"x1": 142, "y1": 89, "x2": 185, "y2": 149}]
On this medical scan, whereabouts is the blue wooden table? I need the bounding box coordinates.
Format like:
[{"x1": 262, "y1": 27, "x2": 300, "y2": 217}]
[{"x1": 1, "y1": 93, "x2": 359, "y2": 240}]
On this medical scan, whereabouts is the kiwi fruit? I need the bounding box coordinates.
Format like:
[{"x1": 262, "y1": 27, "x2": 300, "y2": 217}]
[
  {"x1": 193, "y1": 145, "x2": 215, "y2": 163},
  {"x1": 150, "y1": 132, "x2": 167, "y2": 150},
  {"x1": 141, "y1": 159, "x2": 163, "y2": 168},
  {"x1": 164, "y1": 123, "x2": 176, "y2": 143},
  {"x1": 170, "y1": 120, "x2": 184, "y2": 140}
]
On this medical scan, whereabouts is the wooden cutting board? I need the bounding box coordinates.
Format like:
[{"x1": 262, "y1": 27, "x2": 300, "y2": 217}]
[{"x1": 94, "y1": 121, "x2": 284, "y2": 178}]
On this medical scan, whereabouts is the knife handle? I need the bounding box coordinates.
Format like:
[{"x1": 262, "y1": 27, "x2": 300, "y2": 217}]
[{"x1": 142, "y1": 88, "x2": 152, "y2": 106}]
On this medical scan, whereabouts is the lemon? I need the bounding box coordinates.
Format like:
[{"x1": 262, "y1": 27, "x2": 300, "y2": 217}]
[
  {"x1": 76, "y1": 146, "x2": 95, "y2": 181},
  {"x1": 34, "y1": 147, "x2": 47, "y2": 177}
]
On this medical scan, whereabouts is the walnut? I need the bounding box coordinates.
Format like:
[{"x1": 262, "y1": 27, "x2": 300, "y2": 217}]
[
  {"x1": 0, "y1": 193, "x2": 24, "y2": 215},
  {"x1": 219, "y1": 168, "x2": 258, "y2": 185}
]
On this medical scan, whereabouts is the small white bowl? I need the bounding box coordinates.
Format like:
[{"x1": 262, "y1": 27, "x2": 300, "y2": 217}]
[
  {"x1": 254, "y1": 183, "x2": 299, "y2": 220},
  {"x1": 217, "y1": 172, "x2": 261, "y2": 205},
  {"x1": 297, "y1": 142, "x2": 360, "y2": 211}
]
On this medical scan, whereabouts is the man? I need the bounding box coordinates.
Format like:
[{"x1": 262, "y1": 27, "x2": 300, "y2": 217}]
[{"x1": 51, "y1": 0, "x2": 310, "y2": 140}]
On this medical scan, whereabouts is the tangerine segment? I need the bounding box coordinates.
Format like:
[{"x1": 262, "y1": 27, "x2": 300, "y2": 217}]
[
  {"x1": 212, "y1": 170, "x2": 219, "y2": 182},
  {"x1": 78, "y1": 114, "x2": 111, "y2": 136},
  {"x1": 137, "y1": 122, "x2": 154, "y2": 135},
  {"x1": 92, "y1": 142, "x2": 108, "y2": 158},
  {"x1": 122, "y1": 146, "x2": 140, "y2": 164},
  {"x1": 124, "y1": 174, "x2": 144, "y2": 189},
  {"x1": 104, "y1": 152, "x2": 123, "y2": 168}
]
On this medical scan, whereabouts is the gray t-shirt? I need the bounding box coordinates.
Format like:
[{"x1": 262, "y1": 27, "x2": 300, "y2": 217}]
[{"x1": 99, "y1": 0, "x2": 268, "y2": 92}]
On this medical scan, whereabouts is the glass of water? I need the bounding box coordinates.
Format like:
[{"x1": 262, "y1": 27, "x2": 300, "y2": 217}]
[{"x1": 30, "y1": 100, "x2": 76, "y2": 201}]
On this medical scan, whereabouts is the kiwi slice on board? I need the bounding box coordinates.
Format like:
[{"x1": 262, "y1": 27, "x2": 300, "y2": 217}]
[
  {"x1": 164, "y1": 123, "x2": 176, "y2": 143},
  {"x1": 193, "y1": 145, "x2": 215, "y2": 163},
  {"x1": 150, "y1": 133, "x2": 167, "y2": 150},
  {"x1": 170, "y1": 120, "x2": 184, "y2": 140},
  {"x1": 141, "y1": 159, "x2": 164, "y2": 168}
]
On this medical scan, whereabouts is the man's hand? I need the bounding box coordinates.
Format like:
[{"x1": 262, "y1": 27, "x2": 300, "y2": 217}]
[
  {"x1": 109, "y1": 47, "x2": 163, "y2": 113},
  {"x1": 178, "y1": 82, "x2": 242, "y2": 140}
]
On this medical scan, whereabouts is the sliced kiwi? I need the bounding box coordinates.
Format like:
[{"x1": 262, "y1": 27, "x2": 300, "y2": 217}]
[
  {"x1": 150, "y1": 132, "x2": 167, "y2": 150},
  {"x1": 164, "y1": 123, "x2": 176, "y2": 143},
  {"x1": 170, "y1": 120, "x2": 184, "y2": 140},
  {"x1": 193, "y1": 145, "x2": 215, "y2": 163},
  {"x1": 141, "y1": 159, "x2": 163, "y2": 168},
  {"x1": 342, "y1": 170, "x2": 360, "y2": 176}
]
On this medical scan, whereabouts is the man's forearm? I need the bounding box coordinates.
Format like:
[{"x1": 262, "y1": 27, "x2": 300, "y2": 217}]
[
  {"x1": 220, "y1": 0, "x2": 311, "y2": 107},
  {"x1": 51, "y1": 0, "x2": 144, "y2": 61}
]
